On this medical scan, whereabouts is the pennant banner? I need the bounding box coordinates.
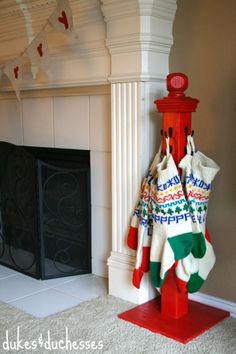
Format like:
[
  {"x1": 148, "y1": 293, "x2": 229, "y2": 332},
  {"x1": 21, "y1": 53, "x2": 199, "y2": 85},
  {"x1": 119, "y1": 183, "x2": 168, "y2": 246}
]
[
  {"x1": 27, "y1": 30, "x2": 50, "y2": 77},
  {"x1": 3, "y1": 56, "x2": 24, "y2": 100},
  {"x1": 49, "y1": 0, "x2": 74, "y2": 34},
  {"x1": 1, "y1": 0, "x2": 76, "y2": 100}
]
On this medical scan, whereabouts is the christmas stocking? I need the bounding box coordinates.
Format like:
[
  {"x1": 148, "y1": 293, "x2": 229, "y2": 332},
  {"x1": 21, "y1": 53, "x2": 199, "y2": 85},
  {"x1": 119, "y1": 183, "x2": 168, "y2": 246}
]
[
  {"x1": 127, "y1": 145, "x2": 162, "y2": 251},
  {"x1": 187, "y1": 229, "x2": 216, "y2": 293},
  {"x1": 150, "y1": 137, "x2": 194, "y2": 291},
  {"x1": 129, "y1": 145, "x2": 162, "y2": 288},
  {"x1": 175, "y1": 230, "x2": 216, "y2": 293},
  {"x1": 176, "y1": 135, "x2": 219, "y2": 293},
  {"x1": 179, "y1": 135, "x2": 207, "y2": 259}
]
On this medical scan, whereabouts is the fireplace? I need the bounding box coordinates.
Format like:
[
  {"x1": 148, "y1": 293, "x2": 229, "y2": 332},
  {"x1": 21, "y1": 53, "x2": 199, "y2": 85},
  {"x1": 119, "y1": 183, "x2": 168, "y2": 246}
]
[
  {"x1": 0, "y1": 142, "x2": 91, "y2": 279},
  {"x1": 0, "y1": 0, "x2": 177, "y2": 304}
]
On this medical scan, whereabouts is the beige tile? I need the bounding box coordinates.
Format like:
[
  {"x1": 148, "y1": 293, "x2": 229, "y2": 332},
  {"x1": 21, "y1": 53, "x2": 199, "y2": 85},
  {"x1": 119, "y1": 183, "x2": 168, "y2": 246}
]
[
  {"x1": 90, "y1": 95, "x2": 111, "y2": 152},
  {"x1": 92, "y1": 206, "x2": 112, "y2": 263},
  {"x1": 0, "y1": 99, "x2": 23, "y2": 144},
  {"x1": 54, "y1": 275, "x2": 108, "y2": 301},
  {"x1": 10, "y1": 288, "x2": 82, "y2": 318},
  {"x1": 54, "y1": 96, "x2": 89, "y2": 149},
  {"x1": 22, "y1": 97, "x2": 53, "y2": 147},
  {"x1": 91, "y1": 151, "x2": 112, "y2": 208}
]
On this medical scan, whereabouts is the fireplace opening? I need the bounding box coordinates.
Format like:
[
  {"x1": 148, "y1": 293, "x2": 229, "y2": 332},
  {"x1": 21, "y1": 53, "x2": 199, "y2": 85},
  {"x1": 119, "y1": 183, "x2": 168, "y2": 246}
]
[{"x1": 0, "y1": 142, "x2": 91, "y2": 279}]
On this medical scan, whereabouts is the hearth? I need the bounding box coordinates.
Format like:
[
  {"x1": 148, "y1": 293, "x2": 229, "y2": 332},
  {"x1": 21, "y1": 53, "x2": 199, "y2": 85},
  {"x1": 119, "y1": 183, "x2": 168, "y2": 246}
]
[{"x1": 0, "y1": 142, "x2": 91, "y2": 279}]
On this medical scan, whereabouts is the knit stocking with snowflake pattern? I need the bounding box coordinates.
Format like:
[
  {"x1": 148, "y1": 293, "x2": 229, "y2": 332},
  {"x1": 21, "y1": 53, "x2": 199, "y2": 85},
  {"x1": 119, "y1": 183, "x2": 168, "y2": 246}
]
[
  {"x1": 127, "y1": 145, "x2": 162, "y2": 251},
  {"x1": 150, "y1": 138, "x2": 194, "y2": 291},
  {"x1": 176, "y1": 135, "x2": 219, "y2": 293},
  {"x1": 128, "y1": 145, "x2": 162, "y2": 288},
  {"x1": 176, "y1": 229, "x2": 216, "y2": 293}
]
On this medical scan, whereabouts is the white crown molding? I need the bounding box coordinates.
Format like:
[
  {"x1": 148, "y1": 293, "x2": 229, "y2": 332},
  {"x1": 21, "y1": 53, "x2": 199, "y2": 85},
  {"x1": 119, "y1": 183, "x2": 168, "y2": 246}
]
[
  {"x1": 101, "y1": 0, "x2": 177, "y2": 22},
  {"x1": 101, "y1": 0, "x2": 177, "y2": 81},
  {"x1": 0, "y1": 84, "x2": 110, "y2": 99},
  {"x1": 106, "y1": 34, "x2": 173, "y2": 55},
  {"x1": 0, "y1": 76, "x2": 109, "y2": 93},
  {"x1": 108, "y1": 72, "x2": 166, "y2": 83}
]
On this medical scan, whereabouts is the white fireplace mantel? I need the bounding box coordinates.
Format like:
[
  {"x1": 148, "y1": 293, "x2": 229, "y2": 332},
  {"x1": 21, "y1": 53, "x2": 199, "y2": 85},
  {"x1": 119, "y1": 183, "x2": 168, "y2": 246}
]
[
  {"x1": 101, "y1": 0, "x2": 177, "y2": 303},
  {"x1": 0, "y1": 0, "x2": 177, "y2": 304}
]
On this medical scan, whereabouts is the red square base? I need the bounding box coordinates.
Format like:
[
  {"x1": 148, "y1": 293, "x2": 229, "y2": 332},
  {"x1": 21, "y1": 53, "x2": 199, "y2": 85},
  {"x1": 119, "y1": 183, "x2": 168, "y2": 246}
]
[{"x1": 118, "y1": 297, "x2": 229, "y2": 344}]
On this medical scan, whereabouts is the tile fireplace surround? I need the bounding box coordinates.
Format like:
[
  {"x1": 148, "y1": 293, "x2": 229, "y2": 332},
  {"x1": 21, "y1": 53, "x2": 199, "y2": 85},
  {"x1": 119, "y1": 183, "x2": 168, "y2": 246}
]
[{"x1": 0, "y1": 0, "x2": 178, "y2": 305}]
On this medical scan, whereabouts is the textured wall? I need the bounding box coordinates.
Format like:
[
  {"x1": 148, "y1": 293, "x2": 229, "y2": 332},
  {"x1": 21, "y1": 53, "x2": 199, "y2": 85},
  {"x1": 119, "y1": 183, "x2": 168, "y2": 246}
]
[{"x1": 170, "y1": 0, "x2": 236, "y2": 301}]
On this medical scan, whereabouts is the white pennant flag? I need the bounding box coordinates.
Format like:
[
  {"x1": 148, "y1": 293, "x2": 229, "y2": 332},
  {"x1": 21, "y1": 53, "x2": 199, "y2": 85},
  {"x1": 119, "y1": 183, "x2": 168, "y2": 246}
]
[
  {"x1": 27, "y1": 31, "x2": 50, "y2": 77},
  {"x1": 48, "y1": 0, "x2": 74, "y2": 35},
  {"x1": 3, "y1": 56, "x2": 24, "y2": 100}
]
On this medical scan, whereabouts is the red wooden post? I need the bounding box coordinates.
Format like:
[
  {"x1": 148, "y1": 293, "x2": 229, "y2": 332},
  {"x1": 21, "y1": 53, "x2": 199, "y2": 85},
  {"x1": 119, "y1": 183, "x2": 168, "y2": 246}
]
[
  {"x1": 154, "y1": 72, "x2": 199, "y2": 319},
  {"x1": 119, "y1": 73, "x2": 229, "y2": 341}
]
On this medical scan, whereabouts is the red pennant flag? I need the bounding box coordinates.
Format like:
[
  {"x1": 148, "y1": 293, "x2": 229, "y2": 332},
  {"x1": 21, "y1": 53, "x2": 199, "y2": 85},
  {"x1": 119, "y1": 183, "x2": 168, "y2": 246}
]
[
  {"x1": 3, "y1": 56, "x2": 24, "y2": 100},
  {"x1": 27, "y1": 31, "x2": 50, "y2": 77},
  {"x1": 49, "y1": 0, "x2": 74, "y2": 35}
]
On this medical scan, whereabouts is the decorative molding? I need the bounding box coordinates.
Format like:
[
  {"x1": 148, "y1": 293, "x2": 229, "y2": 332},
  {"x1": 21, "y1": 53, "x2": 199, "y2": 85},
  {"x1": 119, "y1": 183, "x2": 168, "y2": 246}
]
[
  {"x1": 108, "y1": 251, "x2": 136, "y2": 271},
  {"x1": 106, "y1": 34, "x2": 173, "y2": 55},
  {"x1": 139, "y1": 0, "x2": 177, "y2": 21},
  {"x1": 0, "y1": 84, "x2": 110, "y2": 99},
  {"x1": 108, "y1": 251, "x2": 157, "y2": 304},
  {"x1": 189, "y1": 292, "x2": 236, "y2": 318},
  {"x1": 108, "y1": 72, "x2": 166, "y2": 84},
  {"x1": 111, "y1": 81, "x2": 143, "y2": 254},
  {"x1": 101, "y1": 0, "x2": 176, "y2": 22},
  {"x1": 101, "y1": 0, "x2": 177, "y2": 82}
]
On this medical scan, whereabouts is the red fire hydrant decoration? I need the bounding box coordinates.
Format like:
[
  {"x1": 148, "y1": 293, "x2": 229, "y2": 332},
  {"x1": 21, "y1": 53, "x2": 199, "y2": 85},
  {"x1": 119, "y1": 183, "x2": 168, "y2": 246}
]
[{"x1": 154, "y1": 72, "x2": 199, "y2": 319}]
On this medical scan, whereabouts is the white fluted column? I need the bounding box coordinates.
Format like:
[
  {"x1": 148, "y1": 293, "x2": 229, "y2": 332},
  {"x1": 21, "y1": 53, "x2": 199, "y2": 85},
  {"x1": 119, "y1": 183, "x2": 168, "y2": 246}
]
[
  {"x1": 102, "y1": 0, "x2": 177, "y2": 303},
  {"x1": 108, "y1": 81, "x2": 155, "y2": 303},
  {"x1": 111, "y1": 82, "x2": 141, "y2": 254}
]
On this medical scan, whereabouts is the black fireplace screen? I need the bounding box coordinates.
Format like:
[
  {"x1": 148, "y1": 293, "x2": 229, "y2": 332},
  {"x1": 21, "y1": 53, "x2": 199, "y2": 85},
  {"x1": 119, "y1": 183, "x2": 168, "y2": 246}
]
[{"x1": 0, "y1": 142, "x2": 91, "y2": 279}]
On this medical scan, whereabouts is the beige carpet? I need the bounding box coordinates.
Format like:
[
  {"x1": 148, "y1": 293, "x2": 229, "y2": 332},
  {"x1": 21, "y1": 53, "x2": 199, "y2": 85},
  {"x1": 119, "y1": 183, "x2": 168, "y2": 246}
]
[{"x1": 0, "y1": 295, "x2": 235, "y2": 354}]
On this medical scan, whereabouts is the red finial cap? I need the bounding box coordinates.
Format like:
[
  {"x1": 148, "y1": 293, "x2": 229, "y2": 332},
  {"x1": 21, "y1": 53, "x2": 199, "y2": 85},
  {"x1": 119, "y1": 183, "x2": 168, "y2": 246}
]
[
  {"x1": 167, "y1": 73, "x2": 188, "y2": 97},
  {"x1": 154, "y1": 72, "x2": 199, "y2": 113}
]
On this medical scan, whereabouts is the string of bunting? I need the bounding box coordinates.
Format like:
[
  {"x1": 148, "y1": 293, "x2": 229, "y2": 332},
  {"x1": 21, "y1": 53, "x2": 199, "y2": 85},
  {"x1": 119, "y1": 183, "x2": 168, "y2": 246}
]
[{"x1": 0, "y1": 0, "x2": 76, "y2": 100}]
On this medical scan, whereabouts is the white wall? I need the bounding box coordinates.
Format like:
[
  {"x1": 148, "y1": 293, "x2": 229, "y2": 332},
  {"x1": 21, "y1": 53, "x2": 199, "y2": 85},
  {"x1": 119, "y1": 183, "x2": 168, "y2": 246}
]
[{"x1": 0, "y1": 94, "x2": 112, "y2": 277}]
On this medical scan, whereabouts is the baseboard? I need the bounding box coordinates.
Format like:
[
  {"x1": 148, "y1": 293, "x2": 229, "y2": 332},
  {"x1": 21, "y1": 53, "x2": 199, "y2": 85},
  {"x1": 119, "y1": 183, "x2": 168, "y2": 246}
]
[
  {"x1": 189, "y1": 292, "x2": 236, "y2": 318},
  {"x1": 107, "y1": 251, "x2": 156, "y2": 304}
]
